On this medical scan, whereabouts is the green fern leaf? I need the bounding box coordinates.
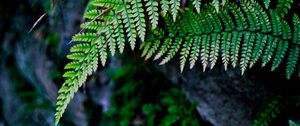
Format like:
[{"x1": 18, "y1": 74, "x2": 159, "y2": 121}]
[
  {"x1": 221, "y1": 33, "x2": 232, "y2": 70},
  {"x1": 70, "y1": 43, "x2": 91, "y2": 53},
  {"x1": 192, "y1": 0, "x2": 201, "y2": 13},
  {"x1": 282, "y1": 20, "x2": 292, "y2": 39},
  {"x1": 211, "y1": 0, "x2": 220, "y2": 13},
  {"x1": 286, "y1": 46, "x2": 299, "y2": 79},
  {"x1": 105, "y1": 24, "x2": 117, "y2": 56},
  {"x1": 56, "y1": 36, "x2": 99, "y2": 125},
  {"x1": 270, "y1": 11, "x2": 283, "y2": 36},
  {"x1": 240, "y1": 33, "x2": 255, "y2": 75},
  {"x1": 64, "y1": 62, "x2": 81, "y2": 70},
  {"x1": 249, "y1": 34, "x2": 267, "y2": 68},
  {"x1": 170, "y1": 0, "x2": 180, "y2": 21},
  {"x1": 160, "y1": 38, "x2": 182, "y2": 65},
  {"x1": 219, "y1": 10, "x2": 234, "y2": 31},
  {"x1": 145, "y1": 40, "x2": 161, "y2": 60},
  {"x1": 84, "y1": 10, "x2": 102, "y2": 19},
  {"x1": 230, "y1": 32, "x2": 242, "y2": 68},
  {"x1": 80, "y1": 21, "x2": 103, "y2": 31},
  {"x1": 97, "y1": 36, "x2": 108, "y2": 66},
  {"x1": 154, "y1": 38, "x2": 172, "y2": 60},
  {"x1": 131, "y1": 0, "x2": 146, "y2": 41},
  {"x1": 189, "y1": 36, "x2": 201, "y2": 69},
  {"x1": 180, "y1": 37, "x2": 193, "y2": 72},
  {"x1": 272, "y1": 40, "x2": 289, "y2": 71},
  {"x1": 253, "y1": 2, "x2": 271, "y2": 33},
  {"x1": 113, "y1": 14, "x2": 126, "y2": 53},
  {"x1": 201, "y1": 35, "x2": 210, "y2": 71},
  {"x1": 122, "y1": 4, "x2": 137, "y2": 50},
  {"x1": 241, "y1": 1, "x2": 260, "y2": 31},
  {"x1": 209, "y1": 33, "x2": 221, "y2": 69},
  {"x1": 274, "y1": 0, "x2": 293, "y2": 18},
  {"x1": 72, "y1": 33, "x2": 97, "y2": 43},
  {"x1": 141, "y1": 41, "x2": 152, "y2": 57},
  {"x1": 253, "y1": 98, "x2": 283, "y2": 126},
  {"x1": 264, "y1": 0, "x2": 271, "y2": 9},
  {"x1": 229, "y1": 3, "x2": 248, "y2": 30},
  {"x1": 262, "y1": 37, "x2": 278, "y2": 67},
  {"x1": 293, "y1": 14, "x2": 300, "y2": 44},
  {"x1": 92, "y1": 0, "x2": 123, "y2": 9},
  {"x1": 145, "y1": 0, "x2": 159, "y2": 29},
  {"x1": 161, "y1": 0, "x2": 169, "y2": 16}
]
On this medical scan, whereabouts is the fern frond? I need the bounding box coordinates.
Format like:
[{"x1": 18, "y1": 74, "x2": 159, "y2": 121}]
[
  {"x1": 145, "y1": 0, "x2": 159, "y2": 29},
  {"x1": 249, "y1": 33, "x2": 267, "y2": 68},
  {"x1": 72, "y1": 33, "x2": 97, "y2": 43},
  {"x1": 241, "y1": 1, "x2": 260, "y2": 31},
  {"x1": 105, "y1": 23, "x2": 117, "y2": 56},
  {"x1": 189, "y1": 36, "x2": 201, "y2": 69},
  {"x1": 262, "y1": 37, "x2": 278, "y2": 67},
  {"x1": 141, "y1": 40, "x2": 153, "y2": 57},
  {"x1": 121, "y1": 5, "x2": 137, "y2": 50},
  {"x1": 131, "y1": 0, "x2": 146, "y2": 41},
  {"x1": 286, "y1": 46, "x2": 299, "y2": 79},
  {"x1": 219, "y1": 9, "x2": 234, "y2": 31},
  {"x1": 192, "y1": 0, "x2": 201, "y2": 13},
  {"x1": 274, "y1": 0, "x2": 293, "y2": 18},
  {"x1": 293, "y1": 14, "x2": 300, "y2": 45},
  {"x1": 253, "y1": 2, "x2": 271, "y2": 33},
  {"x1": 92, "y1": 0, "x2": 124, "y2": 11},
  {"x1": 211, "y1": 0, "x2": 220, "y2": 13},
  {"x1": 160, "y1": 38, "x2": 182, "y2": 65},
  {"x1": 230, "y1": 32, "x2": 242, "y2": 68},
  {"x1": 80, "y1": 21, "x2": 103, "y2": 31},
  {"x1": 221, "y1": 32, "x2": 232, "y2": 70},
  {"x1": 286, "y1": 14, "x2": 300, "y2": 78},
  {"x1": 263, "y1": 0, "x2": 271, "y2": 9},
  {"x1": 55, "y1": 34, "x2": 99, "y2": 125},
  {"x1": 240, "y1": 33, "x2": 255, "y2": 75},
  {"x1": 98, "y1": 36, "x2": 108, "y2": 66},
  {"x1": 180, "y1": 37, "x2": 193, "y2": 72},
  {"x1": 201, "y1": 35, "x2": 210, "y2": 71},
  {"x1": 160, "y1": 0, "x2": 169, "y2": 16},
  {"x1": 270, "y1": 11, "x2": 283, "y2": 36},
  {"x1": 229, "y1": 3, "x2": 248, "y2": 30},
  {"x1": 113, "y1": 14, "x2": 126, "y2": 53},
  {"x1": 272, "y1": 40, "x2": 289, "y2": 71},
  {"x1": 253, "y1": 98, "x2": 283, "y2": 126},
  {"x1": 145, "y1": 40, "x2": 161, "y2": 60},
  {"x1": 170, "y1": 0, "x2": 180, "y2": 21},
  {"x1": 154, "y1": 38, "x2": 172, "y2": 60},
  {"x1": 70, "y1": 43, "x2": 91, "y2": 53},
  {"x1": 84, "y1": 10, "x2": 102, "y2": 19},
  {"x1": 209, "y1": 33, "x2": 221, "y2": 69}
]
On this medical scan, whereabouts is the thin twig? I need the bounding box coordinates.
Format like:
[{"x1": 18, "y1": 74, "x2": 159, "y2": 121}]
[{"x1": 28, "y1": 13, "x2": 47, "y2": 33}]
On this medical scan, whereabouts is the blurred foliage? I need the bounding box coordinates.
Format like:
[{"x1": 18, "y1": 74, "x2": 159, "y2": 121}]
[
  {"x1": 289, "y1": 120, "x2": 300, "y2": 126},
  {"x1": 100, "y1": 55, "x2": 201, "y2": 126},
  {"x1": 253, "y1": 95, "x2": 300, "y2": 126}
]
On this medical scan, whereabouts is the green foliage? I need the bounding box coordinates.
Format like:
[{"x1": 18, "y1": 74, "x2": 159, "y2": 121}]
[
  {"x1": 253, "y1": 98, "x2": 283, "y2": 126},
  {"x1": 100, "y1": 57, "x2": 201, "y2": 126},
  {"x1": 55, "y1": 0, "x2": 300, "y2": 124},
  {"x1": 289, "y1": 120, "x2": 300, "y2": 126},
  {"x1": 274, "y1": 0, "x2": 294, "y2": 18}
]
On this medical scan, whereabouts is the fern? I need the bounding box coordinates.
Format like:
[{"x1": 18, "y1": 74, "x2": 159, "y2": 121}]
[
  {"x1": 192, "y1": 0, "x2": 201, "y2": 13},
  {"x1": 145, "y1": 0, "x2": 159, "y2": 29},
  {"x1": 253, "y1": 98, "x2": 283, "y2": 126},
  {"x1": 274, "y1": 0, "x2": 294, "y2": 18},
  {"x1": 170, "y1": 0, "x2": 181, "y2": 21},
  {"x1": 56, "y1": 0, "x2": 300, "y2": 125},
  {"x1": 55, "y1": 34, "x2": 99, "y2": 125}
]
